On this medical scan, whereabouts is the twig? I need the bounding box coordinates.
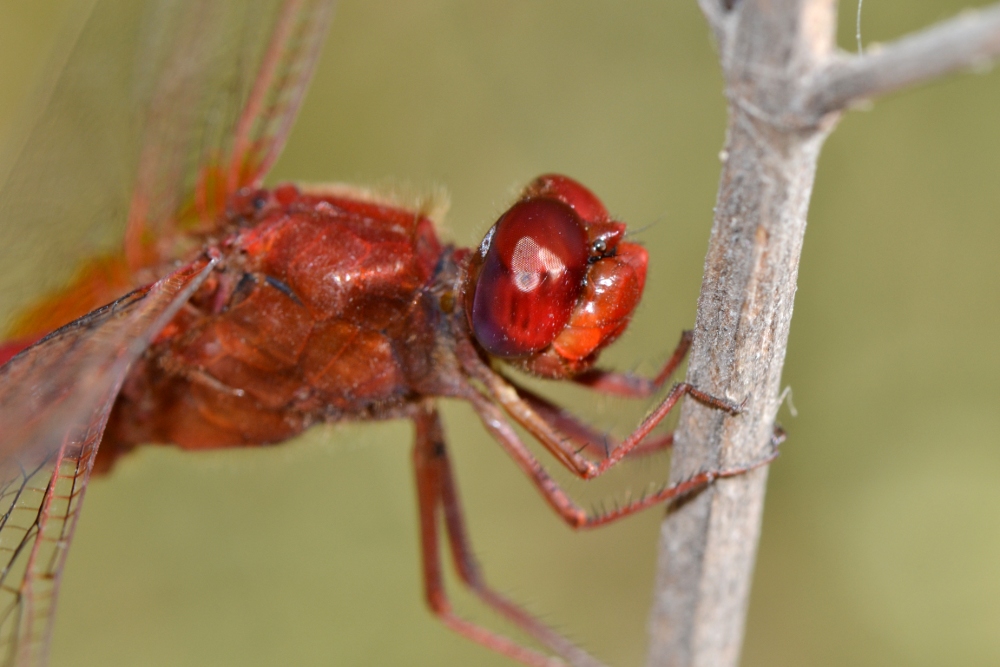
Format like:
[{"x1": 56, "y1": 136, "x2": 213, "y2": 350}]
[
  {"x1": 802, "y1": 3, "x2": 1000, "y2": 120},
  {"x1": 645, "y1": 2, "x2": 1000, "y2": 666}
]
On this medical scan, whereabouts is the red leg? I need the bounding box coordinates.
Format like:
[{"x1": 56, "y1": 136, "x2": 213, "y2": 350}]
[
  {"x1": 624, "y1": 432, "x2": 675, "y2": 458},
  {"x1": 508, "y1": 328, "x2": 688, "y2": 461},
  {"x1": 413, "y1": 404, "x2": 607, "y2": 667},
  {"x1": 458, "y1": 335, "x2": 741, "y2": 480},
  {"x1": 505, "y1": 378, "x2": 675, "y2": 460},
  {"x1": 506, "y1": 378, "x2": 783, "y2": 460},
  {"x1": 570, "y1": 329, "x2": 787, "y2": 455},
  {"x1": 464, "y1": 389, "x2": 776, "y2": 529},
  {"x1": 571, "y1": 329, "x2": 692, "y2": 398}
]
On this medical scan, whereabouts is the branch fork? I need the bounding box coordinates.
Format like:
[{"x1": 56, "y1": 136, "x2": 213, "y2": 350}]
[{"x1": 646, "y1": 3, "x2": 1000, "y2": 666}]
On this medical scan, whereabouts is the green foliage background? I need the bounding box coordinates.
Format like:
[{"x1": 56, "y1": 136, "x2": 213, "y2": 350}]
[{"x1": 0, "y1": 2, "x2": 998, "y2": 666}]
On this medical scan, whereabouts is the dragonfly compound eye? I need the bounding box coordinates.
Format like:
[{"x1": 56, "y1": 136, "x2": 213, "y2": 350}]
[
  {"x1": 471, "y1": 197, "x2": 589, "y2": 357},
  {"x1": 523, "y1": 174, "x2": 610, "y2": 224}
]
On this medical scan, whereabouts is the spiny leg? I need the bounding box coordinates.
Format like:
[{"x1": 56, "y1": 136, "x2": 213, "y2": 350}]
[
  {"x1": 571, "y1": 329, "x2": 693, "y2": 398},
  {"x1": 465, "y1": 389, "x2": 776, "y2": 530},
  {"x1": 457, "y1": 327, "x2": 757, "y2": 481},
  {"x1": 505, "y1": 379, "x2": 675, "y2": 460},
  {"x1": 568, "y1": 328, "x2": 785, "y2": 458},
  {"x1": 481, "y1": 329, "x2": 692, "y2": 460},
  {"x1": 506, "y1": 378, "x2": 784, "y2": 462},
  {"x1": 412, "y1": 404, "x2": 607, "y2": 667},
  {"x1": 461, "y1": 339, "x2": 740, "y2": 481}
]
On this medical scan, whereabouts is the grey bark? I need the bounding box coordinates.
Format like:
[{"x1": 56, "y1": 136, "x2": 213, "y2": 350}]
[{"x1": 645, "y1": 2, "x2": 1000, "y2": 667}]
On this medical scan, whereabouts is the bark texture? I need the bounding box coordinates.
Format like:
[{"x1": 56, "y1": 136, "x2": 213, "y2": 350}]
[{"x1": 646, "y1": 2, "x2": 1000, "y2": 666}]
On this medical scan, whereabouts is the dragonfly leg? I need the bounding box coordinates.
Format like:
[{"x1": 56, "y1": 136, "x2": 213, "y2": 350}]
[
  {"x1": 570, "y1": 329, "x2": 693, "y2": 398},
  {"x1": 466, "y1": 389, "x2": 776, "y2": 530},
  {"x1": 503, "y1": 379, "x2": 675, "y2": 460},
  {"x1": 458, "y1": 336, "x2": 737, "y2": 480},
  {"x1": 562, "y1": 328, "x2": 786, "y2": 456},
  {"x1": 498, "y1": 377, "x2": 784, "y2": 462},
  {"x1": 413, "y1": 404, "x2": 607, "y2": 667}
]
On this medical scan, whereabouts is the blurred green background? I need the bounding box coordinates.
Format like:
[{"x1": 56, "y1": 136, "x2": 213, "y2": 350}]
[{"x1": 1, "y1": 1, "x2": 998, "y2": 666}]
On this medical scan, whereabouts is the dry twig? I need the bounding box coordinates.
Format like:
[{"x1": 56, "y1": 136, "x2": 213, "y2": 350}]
[{"x1": 645, "y1": 3, "x2": 1000, "y2": 666}]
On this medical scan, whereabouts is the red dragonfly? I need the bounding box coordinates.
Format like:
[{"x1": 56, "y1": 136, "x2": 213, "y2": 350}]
[{"x1": 0, "y1": 2, "x2": 775, "y2": 666}]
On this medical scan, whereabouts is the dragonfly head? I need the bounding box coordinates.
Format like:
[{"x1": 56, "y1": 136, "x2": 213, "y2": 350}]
[{"x1": 464, "y1": 174, "x2": 647, "y2": 379}]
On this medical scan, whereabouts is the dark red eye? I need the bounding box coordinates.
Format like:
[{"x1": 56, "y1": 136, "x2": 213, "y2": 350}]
[
  {"x1": 471, "y1": 198, "x2": 589, "y2": 357},
  {"x1": 524, "y1": 174, "x2": 609, "y2": 223}
]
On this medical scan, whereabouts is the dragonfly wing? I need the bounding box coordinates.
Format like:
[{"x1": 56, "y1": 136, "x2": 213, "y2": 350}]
[
  {"x1": 0, "y1": 2, "x2": 155, "y2": 333},
  {"x1": 0, "y1": 256, "x2": 217, "y2": 667},
  {"x1": 227, "y1": 0, "x2": 338, "y2": 192},
  {"x1": 0, "y1": 0, "x2": 336, "y2": 332},
  {"x1": 125, "y1": 0, "x2": 337, "y2": 267}
]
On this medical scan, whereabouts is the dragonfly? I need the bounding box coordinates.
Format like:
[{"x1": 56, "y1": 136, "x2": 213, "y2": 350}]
[{"x1": 0, "y1": 2, "x2": 778, "y2": 666}]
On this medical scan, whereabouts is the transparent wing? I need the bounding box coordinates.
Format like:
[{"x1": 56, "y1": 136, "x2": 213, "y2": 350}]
[
  {"x1": 0, "y1": 256, "x2": 216, "y2": 667},
  {"x1": 124, "y1": 0, "x2": 336, "y2": 268},
  {"x1": 0, "y1": 0, "x2": 336, "y2": 331},
  {"x1": 0, "y1": 2, "x2": 153, "y2": 332}
]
